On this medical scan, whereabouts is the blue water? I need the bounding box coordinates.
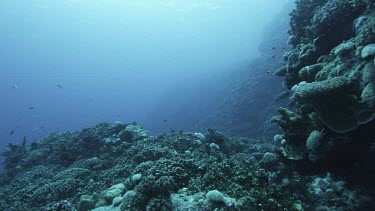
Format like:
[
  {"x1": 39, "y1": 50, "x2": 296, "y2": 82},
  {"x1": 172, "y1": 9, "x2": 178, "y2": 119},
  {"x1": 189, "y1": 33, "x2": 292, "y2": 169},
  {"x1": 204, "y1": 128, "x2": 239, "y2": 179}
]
[{"x1": 0, "y1": 1, "x2": 288, "y2": 151}]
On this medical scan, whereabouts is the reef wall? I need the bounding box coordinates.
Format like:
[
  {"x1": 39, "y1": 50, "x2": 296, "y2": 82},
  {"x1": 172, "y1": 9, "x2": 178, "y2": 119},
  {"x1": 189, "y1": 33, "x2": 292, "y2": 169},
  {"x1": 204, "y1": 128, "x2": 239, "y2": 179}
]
[{"x1": 273, "y1": 0, "x2": 375, "y2": 183}]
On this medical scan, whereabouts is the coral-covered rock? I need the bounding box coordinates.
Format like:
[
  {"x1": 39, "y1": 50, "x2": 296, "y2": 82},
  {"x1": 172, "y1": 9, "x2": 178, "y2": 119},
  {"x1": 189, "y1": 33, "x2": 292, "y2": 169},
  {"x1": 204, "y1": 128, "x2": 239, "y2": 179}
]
[
  {"x1": 274, "y1": 0, "x2": 375, "y2": 188},
  {"x1": 0, "y1": 122, "x2": 308, "y2": 210}
]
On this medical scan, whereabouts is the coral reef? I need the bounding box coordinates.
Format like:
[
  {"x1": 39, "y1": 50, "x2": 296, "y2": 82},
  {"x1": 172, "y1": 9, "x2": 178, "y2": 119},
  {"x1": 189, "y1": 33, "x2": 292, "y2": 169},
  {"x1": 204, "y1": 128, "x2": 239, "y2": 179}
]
[
  {"x1": 0, "y1": 122, "x2": 372, "y2": 210},
  {"x1": 273, "y1": 0, "x2": 375, "y2": 185},
  {"x1": 306, "y1": 173, "x2": 370, "y2": 210},
  {"x1": 2, "y1": 1, "x2": 375, "y2": 210}
]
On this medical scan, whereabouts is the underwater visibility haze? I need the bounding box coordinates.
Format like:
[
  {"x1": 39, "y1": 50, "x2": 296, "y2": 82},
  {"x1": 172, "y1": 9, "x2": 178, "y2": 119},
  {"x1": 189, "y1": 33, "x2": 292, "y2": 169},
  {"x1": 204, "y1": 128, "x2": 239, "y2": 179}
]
[
  {"x1": 1, "y1": 0, "x2": 375, "y2": 210},
  {"x1": 0, "y1": 0, "x2": 286, "y2": 145}
]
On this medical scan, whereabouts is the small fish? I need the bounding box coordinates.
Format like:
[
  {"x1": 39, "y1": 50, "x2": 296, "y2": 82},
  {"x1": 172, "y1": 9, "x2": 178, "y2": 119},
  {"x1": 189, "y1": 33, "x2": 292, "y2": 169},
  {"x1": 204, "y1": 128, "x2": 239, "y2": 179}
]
[
  {"x1": 22, "y1": 136, "x2": 27, "y2": 145},
  {"x1": 57, "y1": 84, "x2": 64, "y2": 89},
  {"x1": 267, "y1": 70, "x2": 270, "y2": 74},
  {"x1": 10, "y1": 130, "x2": 14, "y2": 136},
  {"x1": 164, "y1": 119, "x2": 167, "y2": 123},
  {"x1": 272, "y1": 47, "x2": 276, "y2": 50},
  {"x1": 28, "y1": 106, "x2": 34, "y2": 110},
  {"x1": 275, "y1": 91, "x2": 291, "y2": 102},
  {"x1": 272, "y1": 55, "x2": 276, "y2": 59},
  {"x1": 13, "y1": 84, "x2": 18, "y2": 89}
]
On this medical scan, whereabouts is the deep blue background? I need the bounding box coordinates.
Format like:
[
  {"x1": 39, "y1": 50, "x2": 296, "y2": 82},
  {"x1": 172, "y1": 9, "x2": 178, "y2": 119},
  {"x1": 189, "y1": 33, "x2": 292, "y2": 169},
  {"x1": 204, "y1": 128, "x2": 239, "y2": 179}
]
[{"x1": 0, "y1": 1, "x2": 289, "y2": 154}]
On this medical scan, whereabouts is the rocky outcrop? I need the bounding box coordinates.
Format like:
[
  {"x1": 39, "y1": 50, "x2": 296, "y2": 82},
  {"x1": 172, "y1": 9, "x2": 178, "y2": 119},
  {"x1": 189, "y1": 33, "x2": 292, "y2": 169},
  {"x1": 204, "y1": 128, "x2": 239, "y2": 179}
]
[{"x1": 274, "y1": 0, "x2": 375, "y2": 183}]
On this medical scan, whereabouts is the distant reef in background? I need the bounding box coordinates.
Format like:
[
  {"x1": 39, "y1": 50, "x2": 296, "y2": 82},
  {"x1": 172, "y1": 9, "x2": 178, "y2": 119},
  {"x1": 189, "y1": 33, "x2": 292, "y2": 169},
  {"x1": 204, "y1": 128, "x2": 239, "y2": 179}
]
[
  {"x1": 145, "y1": 2, "x2": 293, "y2": 139},
  {"x1": 0, "y1": 122, "x2": 373, "y2": 210},
  {"x1": 188, "y1": 2, "x2": 294, "y2": 138},
  {"x1": 273, "y1": 0, "x2": 375, "y2": 186},
  {"x1": 212, "y1": 2, "x2": 293, "y2": 138}
]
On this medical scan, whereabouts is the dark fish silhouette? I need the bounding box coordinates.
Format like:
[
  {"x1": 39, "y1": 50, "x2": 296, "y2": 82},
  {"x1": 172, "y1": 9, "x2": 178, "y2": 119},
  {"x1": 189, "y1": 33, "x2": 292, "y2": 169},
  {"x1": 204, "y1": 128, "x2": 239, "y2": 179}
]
[
  {"x1": 10, "y1": 130, "x2": 14, "y2": 136},
  {"x1": 164, "y1": 119, "x2": 167, "y2": 123},
  {"x1": 272, "y1": 47, "x2": 275, "y2": 50},
  {"x1": 275, "y1": 91, "x2": 291, "y2": 102},
  {"x1": 23, "y1": 136, "x2": 27, "y2": 145},
  {"x1": 267, "y1": 70, "x2": 270, "y2": 74},
  {"x1": 272, "y1": 55, "x2": 276, "y2": 58},
  {"x1": 57, "y1": 84, "x2": 64, "y2": 89},
  {"x1": 28, "y1": 106, "x2": 34, "y2": 110}
]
